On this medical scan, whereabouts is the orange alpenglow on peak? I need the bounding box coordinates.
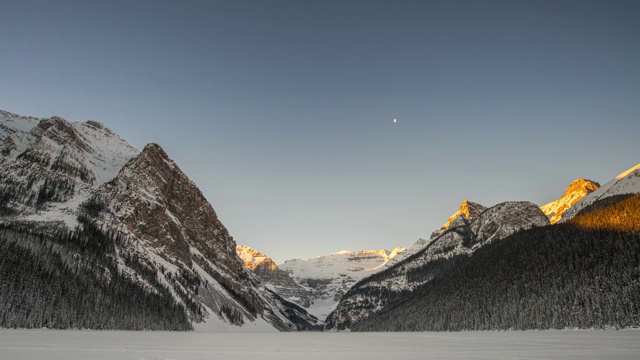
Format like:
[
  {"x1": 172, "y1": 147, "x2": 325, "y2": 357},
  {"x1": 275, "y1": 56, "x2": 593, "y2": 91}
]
[
  {"x1": 443, "y1": 200, "x2": 487, "y2": 230},
  {"x1": 541, "y1": 178, "x2": 600, "y2": 224},
  {"x1": 429, "y1": 200, "x2": 487, "y2": 240},
  {"x1": 236, "y1": 245, "x2": 277, "y2": 271},
  {"x1": 564, "y1": 178, "x2": 600, "y2": 197}
]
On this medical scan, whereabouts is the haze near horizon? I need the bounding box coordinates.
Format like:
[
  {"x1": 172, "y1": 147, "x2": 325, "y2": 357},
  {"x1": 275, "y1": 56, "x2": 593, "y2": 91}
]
[{"x1": 1, "y1": 0, "x2": 639, "y2": 263}]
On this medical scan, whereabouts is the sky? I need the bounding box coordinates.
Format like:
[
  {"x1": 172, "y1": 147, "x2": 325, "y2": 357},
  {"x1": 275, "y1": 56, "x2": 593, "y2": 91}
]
[{"x1": 1, "y1": 0, "x2": 639, "y2": 263}]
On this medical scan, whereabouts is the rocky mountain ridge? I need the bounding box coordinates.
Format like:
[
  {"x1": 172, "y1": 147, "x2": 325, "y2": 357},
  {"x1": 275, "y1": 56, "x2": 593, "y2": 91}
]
[
  {"x1": 276, "y1": 248, "x2": 406, "y2": 319},
  {"x1": 561, "y1": 164, "x2": 640, "y2": 221},
  {"x1": 430, "y1": 200, "x2": 487, "y2": 239},
  {"x1": 0, "y1": 109, "x2": 320, "y2": 332},
  {"x1": 0, "y1": 110, "x2": 137, "y2": 222},
  {"x1": 388, "y1": 200, "x2": 488, "y2": 267},
  {"x1": 3, "y1": 109, "x2": 638, "y2": 333},
  {"x1": 325, "y1": 201, "x2": 550, "y2": 330},
  {"x1": 236, "y1": 245, "x2": 313, "y2": 307},
  {"x1": 540, "y1": 178, "x2": 600, "y2": 224}
]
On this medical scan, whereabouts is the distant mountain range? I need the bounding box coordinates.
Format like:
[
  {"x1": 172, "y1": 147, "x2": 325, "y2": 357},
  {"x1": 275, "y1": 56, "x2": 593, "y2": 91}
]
[
  {"x1": 1, "y1": 108, "x2": 638, "y2": 332},
  {"x1": 237, "y1": 246, "x2": 405, "y2": 319}
]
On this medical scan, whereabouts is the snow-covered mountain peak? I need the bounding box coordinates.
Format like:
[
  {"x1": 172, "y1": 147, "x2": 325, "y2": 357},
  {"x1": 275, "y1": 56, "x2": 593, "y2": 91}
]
[
  {"x1": 236, "y1": 245, "x2": 277, "y2": 271},
  {"x1": 0, "y1": 109, "x2": 138, "y2": 228},
  {"x1": 453, "y1": 200, "x2": 486, "y2": 223},
  {"x1": 236, "y1": 245, "x2": 313, "y2": 309},
  {"x1": 0, "y1": 109, "x2": 41, "y2": 135},
  {"x1": 388, "y1": 247, "x2": 405, "y2": 257},
  {"x1": 564, "y1": 178, "x2": 600, "y2": 195},
  {"x1": 430, "y1": 200, "x2": 487, "y2": 239},
  {"x1": 1, "y1": 108, "x2": 321, "y2": 332},
  {"x1": 390, "y1": 201, "x2": 488, "y2": 266},
  {"x1": 540, "y1": 178, "x2": 600, "y2": 224},
  {"x1": 614, "y1": 163, "x2": 640, "y2": 181},
  {"x1": 326, "y1": 201, "x2": 549, "y2": 331},
  {"x1": 561, "y1": 163, "x2": 640, "y2": 221},
  {"x1": 279, "y1": 247, "x2": 405, "y2": 319},
  {"x1": 1, "y1": 109, "x2": 138, "y2": 186}
]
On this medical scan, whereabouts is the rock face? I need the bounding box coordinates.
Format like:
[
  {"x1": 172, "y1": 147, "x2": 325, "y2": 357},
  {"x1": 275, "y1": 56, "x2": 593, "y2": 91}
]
[
  {"x1": 278, "y1": 248, "x2": 405, "y2": 319},
  {"x1": 0, "y1": 109, "x2": 320, "y2": 331},
  {"x1": 561, "y1": 164, "x2": 640, "y2": 221},
  {"x1": 0, "y1": 110, "x2": 137, "y2": 220},
  {"x1": 237, "y1": 245, "x2": 313, "y2": 307},
  {"x1": 430, "y1": 200, "x2": 487, "y2": 239},
  {"x1": 540, "y1": 178, "x2": 600, "y2": 224},
  {"x1": 325, "y1": 201, "x2": 550, "y2": 330}
]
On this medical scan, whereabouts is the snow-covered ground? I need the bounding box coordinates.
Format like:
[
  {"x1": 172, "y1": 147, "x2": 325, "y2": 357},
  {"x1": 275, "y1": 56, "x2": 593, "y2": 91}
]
[{"x1": 0, "y1": 330, "x2": 638, "y2": 360}]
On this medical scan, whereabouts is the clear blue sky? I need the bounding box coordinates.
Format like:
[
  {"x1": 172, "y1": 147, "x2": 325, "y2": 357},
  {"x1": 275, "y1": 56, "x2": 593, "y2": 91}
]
[{"x1": 1, "y1": 0, "x2": 638, "y2": 263}]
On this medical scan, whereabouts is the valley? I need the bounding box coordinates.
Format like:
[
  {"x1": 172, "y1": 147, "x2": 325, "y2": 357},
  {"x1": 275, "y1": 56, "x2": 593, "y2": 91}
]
[{"x1": 1, "y1": 108, "x2": 639, "y2": 333}]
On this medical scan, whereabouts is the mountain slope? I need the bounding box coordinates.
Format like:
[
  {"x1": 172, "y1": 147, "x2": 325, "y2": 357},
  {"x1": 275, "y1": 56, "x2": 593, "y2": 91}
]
[
  {"x1": 237, "y1": 245, "x2": 313, "y2": 307},
  {"x1": 0, "y1": 110, "x2": 137, "y2": 222},
  {"x1": 325, "y1": 201, "x2": 549, "y2": 330},
  {"x1": 353, "y1": 193, "x2": 640, "y2": 331},
  {"x1": 0, "y1": 110, "x2": 320, "y2": 331},
  {"x1": 330, "y1": 172, "x2": 640, "y2": 332},
  {"x1": 540, "y1": 178, "x2": 600, "y2": 224},
  {"x1": 353, "y1": 222, "x2": 640, "y2": 331},
  {"x1": 430, "y1": 200, "x2": 487, "y2": 239},
  {"x1": 392, "y1": 200, "x2": 488, "y2": 266},
  {"x1": 561, "y1": 164, "x2": 640, "y2": 221}
]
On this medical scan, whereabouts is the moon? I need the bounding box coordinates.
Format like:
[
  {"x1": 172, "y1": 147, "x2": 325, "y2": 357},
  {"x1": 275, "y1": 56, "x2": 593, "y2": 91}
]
[{"x1": 393, "y1": 118, "x2": 397, "y2": 123}]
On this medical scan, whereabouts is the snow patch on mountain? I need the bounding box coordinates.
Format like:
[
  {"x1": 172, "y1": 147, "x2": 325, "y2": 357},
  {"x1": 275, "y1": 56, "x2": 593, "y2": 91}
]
[
  {"x1": 0, "y1": 109, "x2": 40, "y2": 134},
  {"x1": 561, "y1": 164, "x2": 640, "y2": 221},
  {"x1": 72, "y1": 121, "x2": 138, "y2": 186}
]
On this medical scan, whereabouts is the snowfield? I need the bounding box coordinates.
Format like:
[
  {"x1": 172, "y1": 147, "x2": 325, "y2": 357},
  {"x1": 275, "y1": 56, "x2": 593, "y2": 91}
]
[{"x1": 0, "y1": 330, "x2": 638, "y2": 360}]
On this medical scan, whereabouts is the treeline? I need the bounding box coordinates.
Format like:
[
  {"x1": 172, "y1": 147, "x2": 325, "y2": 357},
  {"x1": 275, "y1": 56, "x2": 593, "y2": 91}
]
[
  {"x1": 353, "y1": 223, "x2": 640, "y2": 331},
  {"x1": 0, "y1": 223, "x2": 192, "y2": 330}
]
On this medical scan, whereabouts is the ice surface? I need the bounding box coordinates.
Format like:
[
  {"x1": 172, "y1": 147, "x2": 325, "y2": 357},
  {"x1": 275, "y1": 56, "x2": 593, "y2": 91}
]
[{"x1": 0, "y1": 330, "x2": 638, "y2": 360}]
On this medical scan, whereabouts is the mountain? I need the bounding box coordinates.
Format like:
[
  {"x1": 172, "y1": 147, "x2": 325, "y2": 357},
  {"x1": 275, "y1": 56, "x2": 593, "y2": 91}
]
[
  {"x1": 325, "y1": 201, "x2": 550, "y2": 330},
  {"x1": 236, "y1": 245, "x2": 312, "y2": 307},
  {"x1": 327, "y1": 169, "x2": 640, "y2": 331},
  {"x1": 561, "y1": 164, "x2": 640, "y2": 221},
  {"x1": 540, "y1": 178, "x2": 600, "y2": 224},
  {"x1": 278, "y1": 248, "x2": 405, "y2": 319},
  {"x1": 351, "y1": 194, "x2": 640, "y2": 331},
  {"x1": 0, "y1": 109, "x2": 320, "y2": 331}
]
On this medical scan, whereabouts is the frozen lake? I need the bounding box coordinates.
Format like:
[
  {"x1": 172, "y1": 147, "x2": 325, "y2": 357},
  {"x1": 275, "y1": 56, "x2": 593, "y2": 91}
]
[{"x1": 0, "y1": 330, "x2": 638, "y2": 360}]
